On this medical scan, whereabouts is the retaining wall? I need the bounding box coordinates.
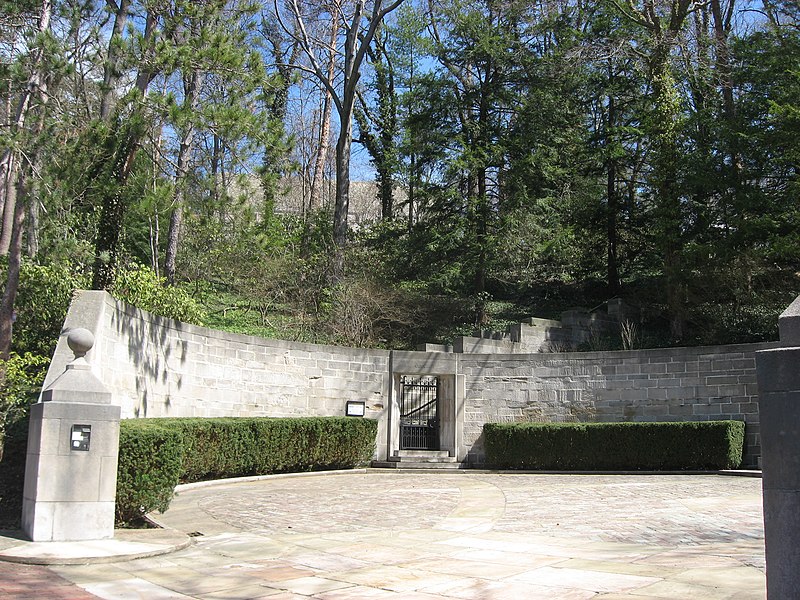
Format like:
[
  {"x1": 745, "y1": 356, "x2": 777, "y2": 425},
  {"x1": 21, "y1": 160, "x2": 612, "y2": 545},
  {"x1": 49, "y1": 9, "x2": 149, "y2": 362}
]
[
  {"x1": 45, "y1": 291, "x2": 775, "y2": 467},
  {"x1": 459, "y1": 344, "x2": 772, "y2": 468},
  {"x1": 45, "y1": 291, "x2": 391, "y2": 457}
]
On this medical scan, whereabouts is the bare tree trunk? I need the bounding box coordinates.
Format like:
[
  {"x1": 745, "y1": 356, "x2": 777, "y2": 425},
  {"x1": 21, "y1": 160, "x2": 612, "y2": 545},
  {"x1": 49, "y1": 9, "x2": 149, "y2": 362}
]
[
  {"x1": 710, "y1": 0, "x2": 735, "y2": 122},
  {"x1": 309, "y1": 14, "x2": 338, "y2": 211},
  {"x1": 281, "y1": 0, "x2": 405, "y2": 264},
  {"x1": 164, "y1": 207, "x2": 183, "y2": 285},
  {"x1": 333, "y1": 122, "x2": 352, "y2": 273},
  {"x1": 164, "y1": 67, "x2": 203, "y2": 285},
  {"x1": 0, "y1": 173, "x2": 28, "y2": 359},
  {"x1": 0, "y1": 0, "x2": 51, "y2": 255},
  {"x1": 606, "y1": 79, "x2": 620, "y2": 295},
  {"x1": 0, "y1": 155, "x2": 18, "y2": 255},
  {"x1": 0, "y1": 84, "x2": 11, "y2": 220},
  {"x1": 149, "y1": 214, "x2": 159, "y2": 276}
]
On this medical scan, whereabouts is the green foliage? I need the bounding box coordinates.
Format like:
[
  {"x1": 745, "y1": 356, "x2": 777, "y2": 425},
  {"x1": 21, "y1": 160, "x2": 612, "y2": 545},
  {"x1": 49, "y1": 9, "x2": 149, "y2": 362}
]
[
  {"x1": 111, "y1": 264, "x2": 206, "y2": 325},
  {"x1": 0, "y1": 352, "x2": 49, "y2": 432},
  {"x1": 114, "y1": 416, "x2": 376, "y2": 523},
  {"x1": 116, "y1": 420, "x2": 185, "y2": 524},
  {"x1": 0, "y1": 350, "x2": 47, "y2": 528},
  {"x1": 3, "y1": 0, "x2": 799, "y2": 359},
  {"x1": 10, "y1": 261, "x2": 89, "y2": 357},
  {"x1": 484, "y1": 420, "x2": 745, "y2": 471},
  {"x1": 0, "y1": 0, "x2": 39, "y2": 15},
  {"x1": 148, "y1": 416, "x2": 377, "y2": 482}
]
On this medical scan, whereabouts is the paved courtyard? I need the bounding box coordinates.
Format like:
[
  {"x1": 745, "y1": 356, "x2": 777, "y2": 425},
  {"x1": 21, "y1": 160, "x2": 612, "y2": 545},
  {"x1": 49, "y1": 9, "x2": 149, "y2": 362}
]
[{"x1": 7, "y1": 471, "x2": 766, "y2": 599}]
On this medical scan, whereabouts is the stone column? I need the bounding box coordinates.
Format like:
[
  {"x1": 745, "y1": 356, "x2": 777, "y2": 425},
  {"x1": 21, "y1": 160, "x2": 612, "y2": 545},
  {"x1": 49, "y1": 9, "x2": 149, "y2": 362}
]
[
  {"x1": 22, "y1": 328, "x2": 120, "y2": 542},
  {"x1": 755, "y1": 294, "x2": 800, "y2": 598}
]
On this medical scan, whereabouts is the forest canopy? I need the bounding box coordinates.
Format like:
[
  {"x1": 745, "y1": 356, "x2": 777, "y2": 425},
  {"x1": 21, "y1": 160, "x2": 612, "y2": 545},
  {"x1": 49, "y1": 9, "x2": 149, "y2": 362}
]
[{"x1": 0, "y1": 0, "x2": 798, "y2": 370}]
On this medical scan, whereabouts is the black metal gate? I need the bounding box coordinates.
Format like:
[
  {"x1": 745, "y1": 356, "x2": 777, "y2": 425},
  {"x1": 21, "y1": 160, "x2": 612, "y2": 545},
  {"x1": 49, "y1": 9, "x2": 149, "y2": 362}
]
[{"x1": 399, "y1": 375, "x2": 439, "y2": 450}]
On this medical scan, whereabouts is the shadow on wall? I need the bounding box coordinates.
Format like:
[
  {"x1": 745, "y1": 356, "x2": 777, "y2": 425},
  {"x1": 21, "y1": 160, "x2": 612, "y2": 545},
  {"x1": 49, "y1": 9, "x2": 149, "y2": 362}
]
[{"x1": 110, "y1": 299, "x2": 188, "y2": 418}]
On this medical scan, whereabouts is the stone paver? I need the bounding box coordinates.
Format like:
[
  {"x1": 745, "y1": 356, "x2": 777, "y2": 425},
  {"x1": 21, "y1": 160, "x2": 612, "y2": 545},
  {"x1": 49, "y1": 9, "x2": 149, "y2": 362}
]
[
  {"x1": 12, "y1": 471, "x2": 768, "y2": 599},
  {"x1": 0, "y1": 561, "x2": 100, "y2": 599}
]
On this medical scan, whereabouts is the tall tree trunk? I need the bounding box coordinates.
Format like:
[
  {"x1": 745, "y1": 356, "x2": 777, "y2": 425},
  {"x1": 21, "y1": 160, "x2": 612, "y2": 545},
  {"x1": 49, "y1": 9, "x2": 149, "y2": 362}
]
[
  {"x1": 710, "y1": 0, "x2": 735, "y2": 124},
  {"x1": 615, "y1": 0, "x2": 695, "y2": 339},
  {"x1": 0, "y1": 0, "x2": 51, "y2": 255},
  {"x1": 26, "y1": 194, "x2": 39, "y2": 258},
  {"x1": 92, "y1": 8, "x2": 158, "y2": 290},
  {"x1": 475, "y1": 167, "x2": 488, "y2": 307},
  {"x1": 407, "y1": 152, "x2": 416, "y2": 233},
  {"x1": 310, "y1": 15, "x2": 338, "y2": 211},
  {"x1": 99, "y1": 0, "x2": 132, "y2": 121},
  {"x1": 0, "y1": 0, "x2": 52, "y2": 363},
  {"x1": 165, "y1": 67, "x2": 203, "y2": 285},
  {"x1": 25, "y1": 109, "x2": 47, "y2": 259},
  {"x1": 652, "y1": 61, "x2": 687, "y2": 341},
  {"x1": 164, "y1": 205, "x2": 183, "y2": 285},
  {"x1": 0, "y1": 155, "x2": 18, "y2": 255},
  {"x1": 606, "y1": 86, "x2": 620, "y2": 295},
  {"x1": 333, "y1": 122, "x2": 352, "y2": 273},
  {"x1": 0, "y1": 172, "x2": 28, "y2": 359}
]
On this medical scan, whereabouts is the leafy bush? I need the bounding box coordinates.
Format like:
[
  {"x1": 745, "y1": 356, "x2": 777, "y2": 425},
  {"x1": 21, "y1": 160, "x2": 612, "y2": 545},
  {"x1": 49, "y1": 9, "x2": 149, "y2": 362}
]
[
  {"x1": 148, "y1": 416, "x2": 378, "y2": 482},
  {"x1": 111, "y1": 264, "x2": 206, "y2": 325},
  {"x1": 115, "y1": 416, "x2": 377, "y2": 523},
  {"x1": 0, "y1": 352, "x2": 49, "y2": 453},
  {"x1": 1, "y1": 415, "x2": 377, "y2": 527},
  {"x1": 116, "y1": 420, "x2": 184, "y2": 524},
  {"x1": 484, "y1": 420, "x2": 745, "y2": 470},
  {"x1": 10, "y1": 260, "x2": 89, "y2": 357}
]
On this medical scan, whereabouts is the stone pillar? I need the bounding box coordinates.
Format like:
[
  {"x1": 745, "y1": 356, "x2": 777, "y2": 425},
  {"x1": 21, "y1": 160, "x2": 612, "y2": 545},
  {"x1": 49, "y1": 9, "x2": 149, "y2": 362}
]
[
  {"x1": 22, "y1": 328, "x2": 120, "y2": 542},
  {"x1": 755, "y1": 294, "x2": 800, "y2": 598}
]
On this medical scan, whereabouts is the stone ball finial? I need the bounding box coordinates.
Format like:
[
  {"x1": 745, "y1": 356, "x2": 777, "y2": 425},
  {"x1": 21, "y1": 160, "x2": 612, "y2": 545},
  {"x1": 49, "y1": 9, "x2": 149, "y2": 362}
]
[{"x1": 67, "y1": 328, "x2": 94, "y2": 359}]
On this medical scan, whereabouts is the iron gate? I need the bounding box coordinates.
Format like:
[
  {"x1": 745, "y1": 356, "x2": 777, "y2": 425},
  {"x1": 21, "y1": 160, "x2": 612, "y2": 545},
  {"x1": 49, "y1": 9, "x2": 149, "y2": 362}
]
[{"x1": 399, "y1": 375, "x2": 439, "y2": 450}]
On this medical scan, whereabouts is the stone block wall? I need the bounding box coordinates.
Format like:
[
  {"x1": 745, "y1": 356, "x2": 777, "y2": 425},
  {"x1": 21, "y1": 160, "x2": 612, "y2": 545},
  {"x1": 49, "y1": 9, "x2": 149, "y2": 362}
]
[
  {"x1": 45, "y1": 291, "x2": 391, "y2": 455},
  {"x1": 459, "y1": 343, "x2": 775, "y2": 468},
  {"x1": 45, "y1": 291, "x2": 774, "y2": 468}
]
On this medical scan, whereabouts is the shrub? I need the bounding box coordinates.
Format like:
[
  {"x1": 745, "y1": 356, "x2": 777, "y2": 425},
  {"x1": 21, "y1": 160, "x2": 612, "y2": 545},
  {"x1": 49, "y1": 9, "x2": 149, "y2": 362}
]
[
  {"x1": 484, "y1": 420, "x2": 745, "y2": 471},
  {"x1": 0, "y1": 353, "x2": 49, "y2": 453},
  {"x1": 116, "y1": 420, "x2": 184, "y2": 524},
  {"x1": 6, "y1": 416, "x2": 376, "y2": 526},
  {"x1": 10, "y1": 261, "x2": 89, "y2": 357},
  {"x1": 147, "y1": 416, "x2": 378, "y2": 482},
  {"x1": 115, "y1": 416, "x2": 377, "y2": 523},
  {"x1": 111, "y1": 264, "x2": 206, "y2": 325}
]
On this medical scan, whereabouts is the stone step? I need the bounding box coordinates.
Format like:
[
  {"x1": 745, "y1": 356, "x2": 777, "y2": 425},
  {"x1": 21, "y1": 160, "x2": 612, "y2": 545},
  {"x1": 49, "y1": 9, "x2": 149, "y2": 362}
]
[
  {"x1": 396, "y1": 450, "x2": 452, "y2": 459},
  {"x1": 388, "y1": 456, "x2": 457, "y2": 464},
  {"x1": 371, "y1": 460, "x2": 466, "y2": 470}
]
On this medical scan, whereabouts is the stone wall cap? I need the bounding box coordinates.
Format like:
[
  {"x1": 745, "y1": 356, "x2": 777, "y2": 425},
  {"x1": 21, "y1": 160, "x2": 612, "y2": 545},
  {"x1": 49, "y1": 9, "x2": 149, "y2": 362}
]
[
  {"x1": 42, "y1": 365, "x2": 111, "y2": 403},
  {"x1": 778, "y1": 294, "x2": 800, "y2": 346}
]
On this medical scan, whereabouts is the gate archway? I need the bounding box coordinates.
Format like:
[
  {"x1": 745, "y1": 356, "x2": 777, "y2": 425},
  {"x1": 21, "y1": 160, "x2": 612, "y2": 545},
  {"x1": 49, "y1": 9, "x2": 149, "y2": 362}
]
[{"x1": 399, "y1": 375, "x2": 439, "y2": 450}]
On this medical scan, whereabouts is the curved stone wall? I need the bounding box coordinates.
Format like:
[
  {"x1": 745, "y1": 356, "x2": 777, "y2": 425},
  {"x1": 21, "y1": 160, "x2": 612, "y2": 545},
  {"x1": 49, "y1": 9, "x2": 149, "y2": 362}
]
[{"x1": 44, "y1": 291, "x2": 775, "y2": 466}]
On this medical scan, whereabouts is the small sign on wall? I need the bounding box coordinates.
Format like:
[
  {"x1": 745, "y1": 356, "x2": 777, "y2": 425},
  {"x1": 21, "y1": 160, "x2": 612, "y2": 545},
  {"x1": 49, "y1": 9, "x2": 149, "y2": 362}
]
[
  {"x1": 71, "y1": 424, "x2": 91, "y2": 451},
  {"x1": 346, "y1": 401, "x2": 366, "y2": 417}
]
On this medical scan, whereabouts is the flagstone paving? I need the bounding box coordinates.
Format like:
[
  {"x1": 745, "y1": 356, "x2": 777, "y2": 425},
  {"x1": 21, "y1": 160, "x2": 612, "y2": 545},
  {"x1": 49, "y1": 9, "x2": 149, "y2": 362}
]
[{"x1": 15, "y1": 471, "x2": 767, "y2": 598}]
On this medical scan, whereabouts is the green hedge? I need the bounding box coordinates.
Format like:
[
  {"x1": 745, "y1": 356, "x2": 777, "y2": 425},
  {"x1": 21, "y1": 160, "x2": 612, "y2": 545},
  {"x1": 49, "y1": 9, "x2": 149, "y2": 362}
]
[
  {"x1": 116, "y1": 417, "x2": 377, "y2": 523},
  {"x1": 116, "y1": 420, "x2": 184, "y2": 523},
  {"x1": 483, "y1": 420, "x2": 745, "y2": 471}
]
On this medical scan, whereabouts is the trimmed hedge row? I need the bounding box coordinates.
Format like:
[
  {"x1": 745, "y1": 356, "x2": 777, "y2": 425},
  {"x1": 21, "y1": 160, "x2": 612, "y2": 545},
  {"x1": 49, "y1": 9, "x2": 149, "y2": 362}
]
[
  {"x1": 116, "y1": 420, "x2": 184, "y2": 523},
  {"x1": 116, "y1": 416, "x2": 377, "y2": 524},
  {"x1": 483, "y1": 420, "x2": 745, "y2": 471}
]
